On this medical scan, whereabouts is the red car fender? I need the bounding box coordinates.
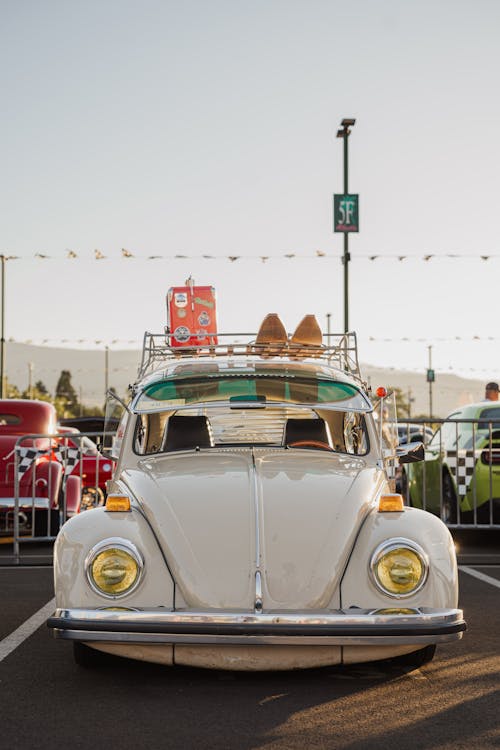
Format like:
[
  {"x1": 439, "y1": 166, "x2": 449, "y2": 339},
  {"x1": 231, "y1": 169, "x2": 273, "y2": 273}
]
[
  {"x1": 65, "y1": 475, "x2": 82, "y2": 515},
  {"x1": 34, "y1": 460, "x2": 63, "y2": 509}
]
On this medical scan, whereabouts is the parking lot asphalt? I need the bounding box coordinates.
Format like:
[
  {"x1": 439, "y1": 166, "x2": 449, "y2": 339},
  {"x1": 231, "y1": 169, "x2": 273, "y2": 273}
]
[
  {"x1": 452, "y1": 529, "x2": 500, "y2": 565},
  {"x1": 0, "y1": 538, "x2": 499, "y2": 749},
  {"x1": 0, "y1": 567, "x2": 53, "y2": 640}
]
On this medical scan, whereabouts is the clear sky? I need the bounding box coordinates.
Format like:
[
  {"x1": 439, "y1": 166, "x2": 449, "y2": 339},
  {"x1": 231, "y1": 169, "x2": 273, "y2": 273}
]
[{"x1": 2, "y1": 0, "x2": 500, "y2": 382}]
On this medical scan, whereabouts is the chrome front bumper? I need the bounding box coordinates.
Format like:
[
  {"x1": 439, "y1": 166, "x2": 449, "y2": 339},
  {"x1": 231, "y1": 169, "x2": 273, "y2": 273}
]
[{"x1": 47, "y1": 607, "x2": 466, "y2": 646}]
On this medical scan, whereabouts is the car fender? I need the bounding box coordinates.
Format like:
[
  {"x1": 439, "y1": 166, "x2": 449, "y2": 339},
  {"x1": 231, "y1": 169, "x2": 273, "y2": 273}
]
[
  {"x1": 53, "y1": 505, "x2": 175, "y2": 609},
  {"x1": 34, "y1": 460, "x2": 62, "y2": 508},
  {"x1": 340, "y1": 507, "x2": 458, "y2": 610},
  {"x1": 65, "y1": 475, "x2": 81, "y2": 515}
]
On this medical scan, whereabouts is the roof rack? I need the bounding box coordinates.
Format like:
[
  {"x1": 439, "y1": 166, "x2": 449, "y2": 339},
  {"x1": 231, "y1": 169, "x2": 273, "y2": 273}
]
[{"x1": 138, "y1": 331, "x2": 364, "y2": 385}]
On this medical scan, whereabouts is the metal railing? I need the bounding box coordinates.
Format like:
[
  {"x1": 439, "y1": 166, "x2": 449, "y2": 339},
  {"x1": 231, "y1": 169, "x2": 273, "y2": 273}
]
[
  {"x1": 398, "y1": 418, "x2": 500, "y2": 528},
  {"x1": 2, "y1": 431, "x2": 115, "y2": 560}
]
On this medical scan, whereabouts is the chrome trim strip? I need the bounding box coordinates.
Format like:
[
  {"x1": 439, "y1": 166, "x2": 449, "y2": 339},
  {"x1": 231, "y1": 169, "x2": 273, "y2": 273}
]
[
  {"x1": 251, "y1": 450, "x2": 261, "y2": 571},
  {"x1": 255, "y1": 571, "x2": 263, "y2": 613},
  {"x1": 0, "y1": 498, "x2": 50, "y2": 509},
  {"x1": 132, "y1": 399, "x2": 372, "y2": 416},
  {"x1": 251, "y1": 450, "x2": 262, "y2": 611},
  {"x1": 53, "y1": 629, "x2": 463, "y2": 646}
]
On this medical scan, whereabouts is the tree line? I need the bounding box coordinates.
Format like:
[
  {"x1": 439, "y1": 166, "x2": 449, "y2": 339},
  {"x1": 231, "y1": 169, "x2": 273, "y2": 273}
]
[{"x1": 6, "y1": 370, "x2": 104, "y2": 419}]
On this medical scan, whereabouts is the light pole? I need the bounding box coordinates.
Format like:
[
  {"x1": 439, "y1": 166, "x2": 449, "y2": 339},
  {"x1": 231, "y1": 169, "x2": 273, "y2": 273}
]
[
  {"x1": 407, "y1": 387, "x2": 414, "y2": 419},
  {"x1": 28, "y1": 362, "x2": 34, "y2": 399},
  {"x1": 336, "y1": 118, "x2": 356, "y2": 333},
  {"x1": 326, "y1": 312, "x2": 331, "y2": 340},
  {"x1": 427, "y1": 345, "x2": 435, "y2": 418},
  {"x1": 0, "y1": 254, "x2": 17, "y2": 398}
]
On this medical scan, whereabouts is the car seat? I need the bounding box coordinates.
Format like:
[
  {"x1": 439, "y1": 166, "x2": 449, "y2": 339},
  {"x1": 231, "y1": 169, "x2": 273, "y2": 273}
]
[
  {"x1": 164, "y1": 415, "x2": 214, "y2": 451},
  {"x1": 284, "y1": 418, "x2": 331, "y2": 448}
]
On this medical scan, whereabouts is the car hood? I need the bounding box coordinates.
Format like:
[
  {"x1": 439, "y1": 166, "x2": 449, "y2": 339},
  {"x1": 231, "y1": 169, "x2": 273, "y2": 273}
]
[{"x1": 121, "y1": 448, "x2": 383, "y2": 610}]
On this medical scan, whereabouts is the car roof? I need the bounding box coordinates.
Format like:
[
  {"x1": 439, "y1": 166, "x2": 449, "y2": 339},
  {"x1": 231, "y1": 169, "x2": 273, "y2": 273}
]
[
  {"x1": 446, "y1": 401, "x2": 500, "y2": 418},
  {"x1": 0, "y1": 399, "x2": 57, "y2": 434}
]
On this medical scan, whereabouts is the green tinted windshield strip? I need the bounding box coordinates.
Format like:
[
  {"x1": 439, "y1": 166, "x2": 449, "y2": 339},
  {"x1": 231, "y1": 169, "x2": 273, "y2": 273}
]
[{"x1": 138, "y1": 376, "x2": 367, "y2": 409}]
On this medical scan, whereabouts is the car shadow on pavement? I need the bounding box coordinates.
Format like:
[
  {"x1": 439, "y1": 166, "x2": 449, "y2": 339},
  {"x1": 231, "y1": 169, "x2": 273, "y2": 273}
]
[
  {"x1": 59, "y1": 652, "x2": 473, "y2": 750},
  {"x1": 5, "y1": 632, "x2": 499, "y2": 750}
]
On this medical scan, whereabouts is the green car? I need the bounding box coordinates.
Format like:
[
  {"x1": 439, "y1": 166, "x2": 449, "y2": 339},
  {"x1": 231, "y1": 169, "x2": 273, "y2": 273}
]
[{"x1": 403, "y1": 401, "x2": 500, "y2": 524}]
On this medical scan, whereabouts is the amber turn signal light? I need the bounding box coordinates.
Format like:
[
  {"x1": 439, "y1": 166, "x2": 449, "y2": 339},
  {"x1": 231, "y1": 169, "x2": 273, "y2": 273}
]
[
  {"x1": 105, "y1": 495, "x2": 131, "y2": 512},
  {"x1": 378, "y1": 494, "x2": 404, "y2": 512}
]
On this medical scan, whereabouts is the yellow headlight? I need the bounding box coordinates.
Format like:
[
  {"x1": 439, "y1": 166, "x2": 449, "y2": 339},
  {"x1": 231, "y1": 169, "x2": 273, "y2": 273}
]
[
  {"x1": 86, "y1": 539, "x2": 143, "y2": 598},
  {"x1": 370, "y1": 540, "x2": 428, "y2": 598}
]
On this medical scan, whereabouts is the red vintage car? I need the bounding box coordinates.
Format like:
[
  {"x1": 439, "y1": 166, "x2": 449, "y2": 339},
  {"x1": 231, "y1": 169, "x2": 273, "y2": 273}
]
[
  {"x1": 0, "y1": 400, "x2": 81, "y2": 537},
  {"x1": 56, "y1": 426, "x2": 113, "y2": 509}
]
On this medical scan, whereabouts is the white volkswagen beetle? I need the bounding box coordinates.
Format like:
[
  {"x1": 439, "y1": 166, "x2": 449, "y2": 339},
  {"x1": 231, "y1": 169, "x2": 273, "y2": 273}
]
[{"x1": 48, "y1": 316, "x2": 465, "y2": 670}]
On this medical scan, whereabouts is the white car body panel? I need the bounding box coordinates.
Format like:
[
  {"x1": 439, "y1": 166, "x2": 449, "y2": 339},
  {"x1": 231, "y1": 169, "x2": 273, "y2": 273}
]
[
  {"x1": 48, "y1": 343, "x2": 465, "y2": 670},
  {"x1": 53, "y1": 507, "x2": 174, "y2": 609},
  {"x1": 341, "y1": 507, "x2": 458, "y2": 611}
]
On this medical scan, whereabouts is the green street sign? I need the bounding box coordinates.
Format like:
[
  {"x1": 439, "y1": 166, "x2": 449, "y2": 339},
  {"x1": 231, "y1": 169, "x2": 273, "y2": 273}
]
[
  {"x1": 334, "y1": 194, "x2": 359, "y2": 233},
  {"x1": 426, "y1": 369, "x2": 435, "y2": 383}
]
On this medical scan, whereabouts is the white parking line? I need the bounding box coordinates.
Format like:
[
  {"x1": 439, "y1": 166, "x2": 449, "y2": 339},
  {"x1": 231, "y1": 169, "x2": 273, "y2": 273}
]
[
  {"x1": 459, "y1": 566, "x2": 500, "y2": 590},
  {"x1": 0, "y1": 598, "x2": 55, "y2": 664}
]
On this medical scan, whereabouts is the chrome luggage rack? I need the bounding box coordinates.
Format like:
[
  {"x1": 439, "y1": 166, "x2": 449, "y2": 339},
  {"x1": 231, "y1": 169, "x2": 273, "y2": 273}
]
[{"x1": 138, "y1": 331, "x2": 364, "y2": 385}]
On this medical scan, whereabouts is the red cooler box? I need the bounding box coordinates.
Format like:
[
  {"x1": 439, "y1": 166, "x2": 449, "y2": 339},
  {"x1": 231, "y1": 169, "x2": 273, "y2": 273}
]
[{"x1": 167, "y1": 285, "x2": 218, "y2": 347}]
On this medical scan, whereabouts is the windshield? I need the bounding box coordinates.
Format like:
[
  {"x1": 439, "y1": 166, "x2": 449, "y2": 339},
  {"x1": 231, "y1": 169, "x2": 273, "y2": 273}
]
[{"x1": 133, "y1": 375, "x2": 370, "y2": 413}]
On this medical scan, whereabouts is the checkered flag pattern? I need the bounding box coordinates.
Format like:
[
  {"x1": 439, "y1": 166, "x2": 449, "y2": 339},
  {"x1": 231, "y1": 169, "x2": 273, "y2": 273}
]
[
  {"x1": 54, "y1": 445, "x2": 81, "y2": 476},
  {"x1": 16, "y1": 446, "x2": 48, "y2": 480},
  {"x1": 446, "y1": 449, "x2": 477, "y2": 496}
]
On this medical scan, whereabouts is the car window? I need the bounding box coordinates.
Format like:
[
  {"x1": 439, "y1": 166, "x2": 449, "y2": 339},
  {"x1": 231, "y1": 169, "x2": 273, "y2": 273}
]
[
  {"x1": 133, "y1": 407, "x2": 369, "y2": 456},
  {"x1": 429, "y1": 413, "x2": 461, "y2": 449},
  {"x1": 343, "y1": 412, "x2": 369, "y2": 455},
  {"x1": 134, "y1": 376, "x2": 370, "y2": 413},
  {"x1": 429, "y1": 409, "x2": 500, "y2": 450},
  {"x1": 0, "y1": 414, "x2": 21, "y2": 426},
  {"x1": 478, "y1": 407, "x2": 500, "y2": 425}
]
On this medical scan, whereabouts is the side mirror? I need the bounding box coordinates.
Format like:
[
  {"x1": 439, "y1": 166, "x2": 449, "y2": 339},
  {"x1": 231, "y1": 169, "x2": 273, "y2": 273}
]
[
  {"x1": 409, "y1": 432, "x2": 433, "y2": 445},
  {"x1": 397, "y1": 441, "x2": 425, "y2": 463}
]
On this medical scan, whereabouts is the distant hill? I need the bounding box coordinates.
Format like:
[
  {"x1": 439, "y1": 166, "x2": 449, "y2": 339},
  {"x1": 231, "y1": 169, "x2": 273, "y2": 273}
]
[
  {"x1": 4, "y1": 341, "x2": 486, "y2": 417},
  {"x1": 5, "y1": 341, "x2": 139, "y2": 407}
]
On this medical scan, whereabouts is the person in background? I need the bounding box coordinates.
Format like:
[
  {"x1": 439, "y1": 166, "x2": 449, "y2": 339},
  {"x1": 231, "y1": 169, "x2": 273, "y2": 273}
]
[{"x1": 484, "y1": 382, "x2": 499, "y2": 401}]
